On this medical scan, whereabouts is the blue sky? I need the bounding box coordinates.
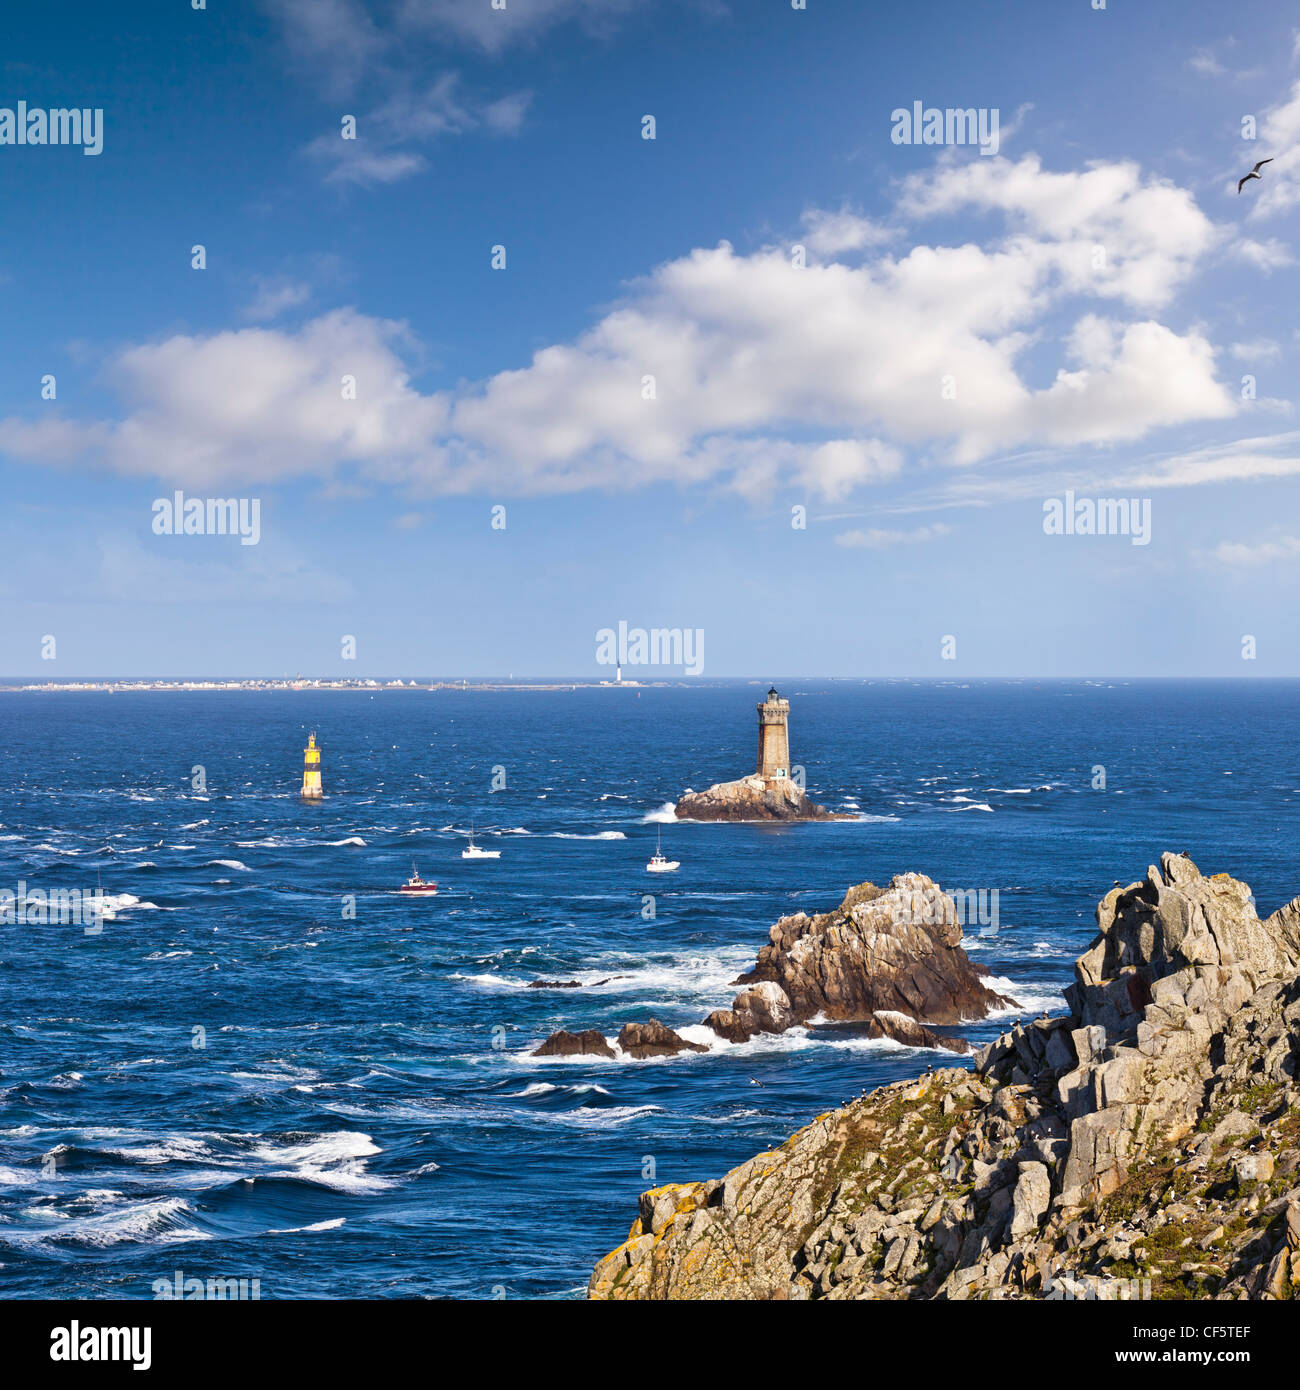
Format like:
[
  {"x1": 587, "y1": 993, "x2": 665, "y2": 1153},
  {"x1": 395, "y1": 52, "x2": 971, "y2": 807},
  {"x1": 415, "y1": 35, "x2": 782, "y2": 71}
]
[{"x1": 2, "y1": 0, "x2": 1299, "y2": 677}]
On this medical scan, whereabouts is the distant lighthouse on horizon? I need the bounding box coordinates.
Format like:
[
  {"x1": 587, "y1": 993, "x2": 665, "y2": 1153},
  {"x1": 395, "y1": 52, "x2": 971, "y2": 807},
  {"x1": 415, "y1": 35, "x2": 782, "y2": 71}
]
[
  {"x1": 756, "y1": 685, "x2": 791, "y2": 783},
  {"x1": 301, "y1": 731, "x2": 323, "y2": 799}
]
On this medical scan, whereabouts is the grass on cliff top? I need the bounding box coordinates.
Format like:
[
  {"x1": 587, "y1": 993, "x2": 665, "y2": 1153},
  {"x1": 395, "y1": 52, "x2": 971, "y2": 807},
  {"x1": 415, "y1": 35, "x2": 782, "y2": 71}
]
[
  {"x1": 814, "y1": 1079, "x2": 978, "y2": 1220},
  {"x1": 1101, "y1": 1095, "x2": 1300, "y2": 1300}
]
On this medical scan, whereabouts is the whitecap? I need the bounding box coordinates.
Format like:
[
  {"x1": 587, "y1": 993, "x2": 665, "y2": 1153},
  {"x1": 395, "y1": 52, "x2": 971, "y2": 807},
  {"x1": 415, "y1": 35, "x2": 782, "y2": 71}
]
[
  {"x1": 981, "y1": 976, "x2": 1068, "y2": 1018},
  {"x1": 266, "y1": 1217, "x2": 346, "y2": 1234}
]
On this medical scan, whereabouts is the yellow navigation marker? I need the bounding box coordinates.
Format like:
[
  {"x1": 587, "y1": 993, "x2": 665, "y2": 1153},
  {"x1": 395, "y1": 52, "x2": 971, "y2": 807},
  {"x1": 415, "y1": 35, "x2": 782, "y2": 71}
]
[{"x1": 302, "y1": 731, "x2": 323, "y2": 799}]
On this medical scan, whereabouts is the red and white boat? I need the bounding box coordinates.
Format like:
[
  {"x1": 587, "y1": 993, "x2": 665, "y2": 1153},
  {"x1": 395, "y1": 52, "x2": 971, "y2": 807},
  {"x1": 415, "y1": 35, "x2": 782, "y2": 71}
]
[{"x1": 399, "y1": 864, "x2": 438, "y2": 895}]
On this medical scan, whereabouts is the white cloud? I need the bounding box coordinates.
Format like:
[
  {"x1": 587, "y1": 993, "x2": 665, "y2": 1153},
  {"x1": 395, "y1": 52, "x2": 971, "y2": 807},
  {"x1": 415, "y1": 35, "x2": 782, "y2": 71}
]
[
  {"x1": 1120, "y1": 435, "x2": 1300, "y2": 490},
  {"x1": 800, "y1": 208, "x2": 892, "y2": 257},
  {"x1": 1212, "y1": 535, "x2": 1300, "y2": 567},
  {"x1": 1229, "y1": 338, "x2": 1281, "y2": 362},
  {"x1": 243, "y1": 277, "x2": 313, "y2": 323},
  {"x1": 863, "y1": 430, "x2": 1300, "y2": 514},
  {"x1": 393, "y1": 0, "x2": 645, "y2": 53},
  {"x1": 1227, "y1": 236, "x2": 1295, "y2": 271},
  {"x1": 835, "y1": 522, "x2": 952, "y2": 549},
  {"x1": 306, "y1": 73, "x2": 530, "y2": 185},
  {"x1": 899, "y1": 154, "x2": 1216, "y2": 309},
  {"x1": 1247, "y1": 80, "x2": 1300, "y2": 218},
  {"x1": 0, "y1": 310, "x2": 447, "y2": 488},
  {"x1": 958, "y1": 313, "x2": 1234, "y2": 463},
  {"x1": 0, "y1": 156, "x2": 1238, "y2": 502},
  {"x1": 270, "y1": 0, "x2": 387, "y2": 97},
  {"x1": 267, "y1": 0, "x2": 648, "y2": 96}
]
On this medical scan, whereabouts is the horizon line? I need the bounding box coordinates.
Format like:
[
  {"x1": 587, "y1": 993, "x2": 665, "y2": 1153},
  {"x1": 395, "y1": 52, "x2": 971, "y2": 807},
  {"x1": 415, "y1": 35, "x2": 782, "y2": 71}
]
[{"x1": 2, "y1": 674, "x2": 1297, "y2": 686}]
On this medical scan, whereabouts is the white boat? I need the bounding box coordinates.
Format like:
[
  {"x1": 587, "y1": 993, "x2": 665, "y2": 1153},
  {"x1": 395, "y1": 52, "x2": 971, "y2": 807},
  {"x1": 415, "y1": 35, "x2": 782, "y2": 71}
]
[
  {"x1": 461, "y1": 822, "x2": 501, "y2": 860},
  {"x1": 646, "y1": 827, "x2": 679, "y2": 873}
]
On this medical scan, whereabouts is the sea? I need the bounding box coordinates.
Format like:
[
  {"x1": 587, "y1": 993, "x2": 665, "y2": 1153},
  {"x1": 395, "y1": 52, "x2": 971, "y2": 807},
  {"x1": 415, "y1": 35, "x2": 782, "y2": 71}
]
[{"x1": 1, "y1": 678, "x2": 1297, "y2": 1299}]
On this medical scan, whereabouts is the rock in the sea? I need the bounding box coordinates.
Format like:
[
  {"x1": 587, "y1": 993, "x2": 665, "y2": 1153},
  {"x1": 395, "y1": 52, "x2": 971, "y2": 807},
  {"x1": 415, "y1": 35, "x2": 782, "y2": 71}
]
[
  {"x1": 675, "y1": 774, "x2": 848, "y2": 822},
  {"x1": 732, "y1": 981, "x2": 794, "y2": 1034},
  {"x1": 533, "y1": 1028, "x2": 615, "y2": 1058},
  {"x1": 589, "y1": 853, "x2": 1300, "y2": 1301},
  {"x1": 544, "y1": 874, "x2": 1004, "y2": 1060},
  {"x1": 734, "y1": 873, "x2": 1012, "y2": 1030},
  {"x1": 674, "y1": 686, "x2": 850, "y2": 822},
  {"x1": 617, "y1": 1019, "x2": 708, "y2": 1058},
  {"x1": 527, "y1": 979, "x2": 583, "y2": 989},
  {"x1": 837, "y1": 1011, "x2": 971, "y2": 1054},
  {"x1": 702, "y1": 1009, "x2": 751, "y2": 1043}
]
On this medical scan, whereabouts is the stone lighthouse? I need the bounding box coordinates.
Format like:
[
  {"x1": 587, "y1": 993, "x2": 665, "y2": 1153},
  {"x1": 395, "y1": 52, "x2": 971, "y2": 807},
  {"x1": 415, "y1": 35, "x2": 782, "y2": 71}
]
[
  {"x1": 756, "y1": 686, "x2": 791, "y2": 783},
  {"x1": 301, "y1": 732, "x2": 323, "y2": 799}
]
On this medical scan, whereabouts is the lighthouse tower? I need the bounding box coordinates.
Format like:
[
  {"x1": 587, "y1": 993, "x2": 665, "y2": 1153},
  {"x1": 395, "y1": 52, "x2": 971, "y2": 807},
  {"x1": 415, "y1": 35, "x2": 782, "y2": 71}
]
[
  {"x1": 756, "y1": 686, "x2": 791, "y2": 783},
  {"x1": 301, "y1": 732, "x2": 323, "y2": 799}
]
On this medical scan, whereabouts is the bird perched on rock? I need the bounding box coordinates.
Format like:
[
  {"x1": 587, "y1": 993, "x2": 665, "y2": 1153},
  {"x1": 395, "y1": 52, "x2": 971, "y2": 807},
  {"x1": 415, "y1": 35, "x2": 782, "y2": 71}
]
[{"x1": 1237, "y1": 157, "x2": 1273, "y2": 193}]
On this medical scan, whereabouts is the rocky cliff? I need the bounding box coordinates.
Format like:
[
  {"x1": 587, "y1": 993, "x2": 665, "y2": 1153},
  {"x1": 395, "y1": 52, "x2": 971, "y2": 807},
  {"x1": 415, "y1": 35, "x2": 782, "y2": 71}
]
[
  {"x1": 589, "y1": 854, "x2": 1300, "y2": 1301},
  {"x1": 674, "y1": 774, "x2": 848, "y2": 821}
]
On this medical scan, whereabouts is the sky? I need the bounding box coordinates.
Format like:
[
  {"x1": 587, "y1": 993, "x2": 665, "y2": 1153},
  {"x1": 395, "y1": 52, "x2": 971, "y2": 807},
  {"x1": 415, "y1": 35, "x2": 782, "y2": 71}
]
[{"x1": 2, "y1": 0, "x2": 1299, "y2": 678}]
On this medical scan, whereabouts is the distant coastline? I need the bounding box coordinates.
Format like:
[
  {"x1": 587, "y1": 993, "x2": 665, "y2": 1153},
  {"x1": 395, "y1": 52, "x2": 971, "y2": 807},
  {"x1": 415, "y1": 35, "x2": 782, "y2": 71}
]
[
  {"x1": 0, "y1": 677, "x2": 690, "y2": 693},
  {"x1": 2, "y1": 676, "x2": 1294, "y2": 693}
]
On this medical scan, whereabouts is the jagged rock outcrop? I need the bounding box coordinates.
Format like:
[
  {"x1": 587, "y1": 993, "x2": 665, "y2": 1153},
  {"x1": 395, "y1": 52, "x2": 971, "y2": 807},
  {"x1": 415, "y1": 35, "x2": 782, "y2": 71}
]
[
  {"x1": 617, "y1": 1019, "x2": 708, "y2": 1058},
  {"x1": 731, "y1": 874, "x2": 1011, "y2": 1037},
  {"x1": 527, "y1": 977, "x2": 614, "y2": 989},
  {"x1": 589, "y1": 854, "x2": 1300, "y2": 1301},
  {"x1": 533, "y1": 1028, "x2": 615, "y2": 1059},
  {"x1": 537, "y1": 874, "x2": 999, "y2": 1060},
  {"x1": 674, "y1": 775, "x2": 849, "y2": 822}
]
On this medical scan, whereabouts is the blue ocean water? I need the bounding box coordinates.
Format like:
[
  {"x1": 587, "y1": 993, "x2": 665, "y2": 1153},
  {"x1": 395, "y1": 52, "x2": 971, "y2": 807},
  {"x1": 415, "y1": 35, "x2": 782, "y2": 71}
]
[{"x1": 1, "y1": 679, "x2": 1297, "y2": 1299}]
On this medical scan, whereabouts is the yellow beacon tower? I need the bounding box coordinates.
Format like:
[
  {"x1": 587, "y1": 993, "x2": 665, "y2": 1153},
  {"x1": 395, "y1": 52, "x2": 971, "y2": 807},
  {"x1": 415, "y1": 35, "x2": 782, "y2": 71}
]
[{"x1": 301, "y1": 732, "x2": 323, "y2": 799}]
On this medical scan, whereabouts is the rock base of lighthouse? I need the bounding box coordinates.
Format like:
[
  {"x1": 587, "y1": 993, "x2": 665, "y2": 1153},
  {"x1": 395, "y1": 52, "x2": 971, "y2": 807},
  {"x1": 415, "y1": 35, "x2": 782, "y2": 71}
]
[{"x1": 673, "y1": 774, "x2": 849, "y2": 822}]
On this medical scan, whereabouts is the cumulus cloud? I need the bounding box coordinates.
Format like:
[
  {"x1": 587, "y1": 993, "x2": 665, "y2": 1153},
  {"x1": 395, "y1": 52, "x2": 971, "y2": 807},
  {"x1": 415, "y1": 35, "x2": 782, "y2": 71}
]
[
  {"x1": 800, "y1": 208, "x2": 892, "y2": 257},
  {"x1": 899, "y1": 154, "x2": 1216, "y2": 309},
  {"x1": 0, "y1": 310, "x2": 447, "y2": 488},
  {"x1": 0, "y1": 155, "x2": 1240, "y2": 501}
]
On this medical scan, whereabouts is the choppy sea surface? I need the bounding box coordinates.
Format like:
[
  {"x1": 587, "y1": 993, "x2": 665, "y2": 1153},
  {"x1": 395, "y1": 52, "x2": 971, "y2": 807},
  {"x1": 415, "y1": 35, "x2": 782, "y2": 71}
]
[{"x1": 1, "y1": 678, "x2": 1297, "y2": 1299}]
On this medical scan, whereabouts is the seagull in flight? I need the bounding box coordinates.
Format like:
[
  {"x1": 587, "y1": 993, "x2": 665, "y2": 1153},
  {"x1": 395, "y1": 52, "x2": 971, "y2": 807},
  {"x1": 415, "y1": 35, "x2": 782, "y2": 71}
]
[
  {"x1": 1237, "y1": 157, "x2": 1273, "y2": 194},
  {"x1": 748, "y1": 1076, "x2": 765, "y2": 1087}
]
